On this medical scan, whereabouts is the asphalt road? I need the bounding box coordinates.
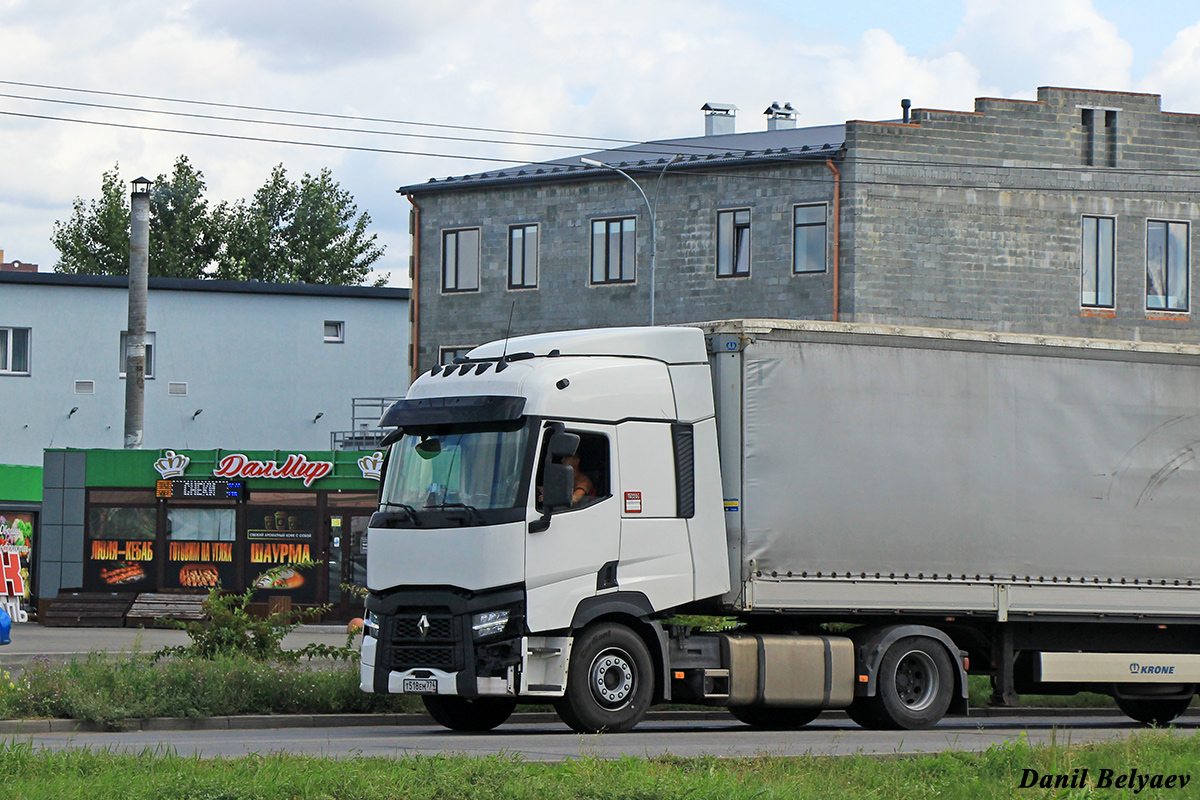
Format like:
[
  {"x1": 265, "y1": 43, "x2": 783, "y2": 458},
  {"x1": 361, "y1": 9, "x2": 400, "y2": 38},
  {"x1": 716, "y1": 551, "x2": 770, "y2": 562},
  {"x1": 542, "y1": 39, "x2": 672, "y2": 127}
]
[{"x1": 8, "y1": 713, "x2": 1196, "y2": 760}]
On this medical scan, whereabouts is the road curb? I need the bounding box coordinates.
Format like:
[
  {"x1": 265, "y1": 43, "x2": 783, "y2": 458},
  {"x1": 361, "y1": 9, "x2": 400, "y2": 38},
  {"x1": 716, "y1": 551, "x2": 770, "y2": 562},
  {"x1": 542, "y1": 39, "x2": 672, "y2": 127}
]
[{"x1": 0, "y1": 707, "x2": 1193, "y2": 735}]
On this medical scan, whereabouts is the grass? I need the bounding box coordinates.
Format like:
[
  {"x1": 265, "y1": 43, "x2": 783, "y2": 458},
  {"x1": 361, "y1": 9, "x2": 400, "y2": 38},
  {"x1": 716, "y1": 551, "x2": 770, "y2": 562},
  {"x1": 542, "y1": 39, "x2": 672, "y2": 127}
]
[
  {"x1": 0, "y1": 651, "x2": 424, "y2": 725},
  {"x1": 0, "y1": 732, "x2": 1196, "y2": 799}
]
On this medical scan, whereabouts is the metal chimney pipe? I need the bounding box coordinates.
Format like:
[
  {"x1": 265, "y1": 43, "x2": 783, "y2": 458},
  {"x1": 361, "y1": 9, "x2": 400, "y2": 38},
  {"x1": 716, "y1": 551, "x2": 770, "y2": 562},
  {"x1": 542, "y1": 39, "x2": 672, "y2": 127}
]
[
  {"x1": 123, "y1": 177, "x2": 151, "y2": 449},
  {"x1": 902, "y1": 99, "x2": 912, "y2": 124}
]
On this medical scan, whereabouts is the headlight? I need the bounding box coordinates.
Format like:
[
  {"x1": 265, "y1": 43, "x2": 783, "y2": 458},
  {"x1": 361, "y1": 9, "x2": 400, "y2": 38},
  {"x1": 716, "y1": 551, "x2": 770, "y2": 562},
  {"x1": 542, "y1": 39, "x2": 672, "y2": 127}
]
[
  {"x1": 363, "y1": 611, "x2": 379, "y2": 638},
  {"x1": 472, "y1": 609, "x2": 510, "y2": 639}
]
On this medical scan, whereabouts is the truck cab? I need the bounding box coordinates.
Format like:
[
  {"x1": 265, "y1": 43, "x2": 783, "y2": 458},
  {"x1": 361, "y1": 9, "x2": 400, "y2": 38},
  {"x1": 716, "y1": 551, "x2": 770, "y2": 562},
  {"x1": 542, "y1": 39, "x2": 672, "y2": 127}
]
[{"x1": 360, "y1": 326, "x2": 729, "y2": 732}]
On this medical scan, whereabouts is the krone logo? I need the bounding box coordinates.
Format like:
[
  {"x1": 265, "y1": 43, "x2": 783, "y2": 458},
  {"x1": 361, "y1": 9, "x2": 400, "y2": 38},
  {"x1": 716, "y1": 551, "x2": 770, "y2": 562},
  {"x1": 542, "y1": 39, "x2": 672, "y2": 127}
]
[{"x1": 1130, "y1": 662, "x2": 1141, "y2": 674}]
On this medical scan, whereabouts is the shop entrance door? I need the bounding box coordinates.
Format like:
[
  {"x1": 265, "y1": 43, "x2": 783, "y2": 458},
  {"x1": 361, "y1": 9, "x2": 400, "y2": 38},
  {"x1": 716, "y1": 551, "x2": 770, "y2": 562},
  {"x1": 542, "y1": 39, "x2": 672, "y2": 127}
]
[{"x1": 327, "y1": 514, "x2": 369, "y2": 618}]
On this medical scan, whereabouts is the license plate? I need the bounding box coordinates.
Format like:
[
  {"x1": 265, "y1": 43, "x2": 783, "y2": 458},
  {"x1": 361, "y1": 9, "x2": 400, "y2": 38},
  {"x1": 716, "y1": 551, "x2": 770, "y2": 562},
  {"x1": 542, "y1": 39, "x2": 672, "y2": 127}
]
[{"x1": 403, "y1": 678, "x2": 438, "y2": 694}]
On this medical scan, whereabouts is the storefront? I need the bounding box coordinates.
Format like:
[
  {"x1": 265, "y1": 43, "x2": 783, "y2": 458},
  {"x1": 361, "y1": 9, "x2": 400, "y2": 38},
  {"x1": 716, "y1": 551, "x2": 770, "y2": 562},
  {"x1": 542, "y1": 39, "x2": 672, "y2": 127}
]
[
  {"x1": 0, "y1": 464, "x2": 40, "y2": 621},
  {"x1": 40, "y1": 448, "x2": 382, "y2": 621}
]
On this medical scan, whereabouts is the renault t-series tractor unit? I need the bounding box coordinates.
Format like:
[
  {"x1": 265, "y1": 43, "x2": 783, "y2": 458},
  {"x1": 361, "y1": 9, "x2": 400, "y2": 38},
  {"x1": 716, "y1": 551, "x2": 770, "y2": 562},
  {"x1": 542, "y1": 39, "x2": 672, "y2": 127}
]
[{"x1": 360, "y1": 319, "x2": 1200, "y2": 733}]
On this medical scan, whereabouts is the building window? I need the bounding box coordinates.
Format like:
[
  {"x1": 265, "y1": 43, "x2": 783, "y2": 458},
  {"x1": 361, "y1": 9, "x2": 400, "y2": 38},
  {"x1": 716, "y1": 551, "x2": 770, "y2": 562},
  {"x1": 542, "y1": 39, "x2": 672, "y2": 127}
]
[
  {"x1": 508, "y1": 224, "x2": 538, "y2": 289},
  {"x1": 439, "y1": 346, "x2": 475, "y2": 365},
  {"x1": 717, "y1": 209, "x2": 751, "y2": 277},
  {"x1": 119, "y1": 331, "x2": 155, "y2": 379},
  {"x1": 591, "y1": 217, "x2": 636, "y2": 284},
  {"x1": 442, "y1": 228, "x2": 480, "y2": 292},
  {"x1": 1147, "y1": 220, "x2": 1189, "y2": 312},
  {"x1": 793, "y1": 204, "x2": 827, "y2": 274},
  {"x1": 1081, "y1": 216, "x2": 1115, "y2": 308},
  {"x1": 0, "y1": 327, "x2": 30, "y2": 374},
  {"x1": 324, "y1": 320, "x2": 345, "y2": 343}
]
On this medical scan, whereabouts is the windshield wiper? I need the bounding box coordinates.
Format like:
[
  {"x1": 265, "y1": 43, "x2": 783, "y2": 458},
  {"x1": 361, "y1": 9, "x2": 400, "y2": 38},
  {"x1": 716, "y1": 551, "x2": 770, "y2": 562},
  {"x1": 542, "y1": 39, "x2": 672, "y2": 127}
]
[
  {"x1": 380, "y1": 501, "x2": 421, "y2": 525},
  {"x1": 425, "y1": 502, "x2": 484, "y2": 525}
]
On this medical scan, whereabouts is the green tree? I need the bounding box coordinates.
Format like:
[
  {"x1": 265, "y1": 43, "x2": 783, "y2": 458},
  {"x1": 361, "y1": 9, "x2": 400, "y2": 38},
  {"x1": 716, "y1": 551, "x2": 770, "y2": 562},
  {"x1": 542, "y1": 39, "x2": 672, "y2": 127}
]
[
  {"x1": 53, "y1": 159, "x2": 385, "y2": 286},
  {"x1": 50, "y1": 166, "x2": 130, "y2": 275},
  {"x1": 150, "y1": 155, "x2": 220, "y2": 279},
  {"x1": 215, "y1": 164, "x2": 385, "y2": 285}
]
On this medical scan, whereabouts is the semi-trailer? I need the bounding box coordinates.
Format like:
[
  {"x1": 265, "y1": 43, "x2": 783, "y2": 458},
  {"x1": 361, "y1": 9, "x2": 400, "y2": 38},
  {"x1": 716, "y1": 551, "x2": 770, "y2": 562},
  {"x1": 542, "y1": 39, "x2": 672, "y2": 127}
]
[{"x1": 360, "y1": 319, "x2": 1200, "y2": 732}]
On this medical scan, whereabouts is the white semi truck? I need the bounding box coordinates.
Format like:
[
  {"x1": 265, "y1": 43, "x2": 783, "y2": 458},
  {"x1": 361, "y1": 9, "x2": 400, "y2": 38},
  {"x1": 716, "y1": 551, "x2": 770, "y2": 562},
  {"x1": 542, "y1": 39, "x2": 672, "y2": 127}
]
[{"x1": 360, "y1": 319, "x2": 1200, "y2": 733}]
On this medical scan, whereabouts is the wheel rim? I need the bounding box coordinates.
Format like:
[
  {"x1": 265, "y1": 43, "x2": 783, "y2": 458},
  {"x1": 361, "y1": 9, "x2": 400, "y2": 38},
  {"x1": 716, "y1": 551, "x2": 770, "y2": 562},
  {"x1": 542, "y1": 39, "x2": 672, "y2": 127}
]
[
  {"x1": 589, "y1": 647, "x2": 636, "y2": 708},
  {"x1": 892, "y1": 649, "x2": 939, "y2": 712}
]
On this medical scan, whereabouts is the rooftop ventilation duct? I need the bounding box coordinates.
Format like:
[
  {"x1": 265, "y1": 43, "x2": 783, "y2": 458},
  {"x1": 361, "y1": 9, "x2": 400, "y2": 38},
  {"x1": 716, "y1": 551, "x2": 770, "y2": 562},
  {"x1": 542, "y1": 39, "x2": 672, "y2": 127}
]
[
  {"x1": 702, "y1": 102, "x2": 737, "y2": 136},
  {"x1": 764, "y1": 101, "x2": 797, "y2": 131}
]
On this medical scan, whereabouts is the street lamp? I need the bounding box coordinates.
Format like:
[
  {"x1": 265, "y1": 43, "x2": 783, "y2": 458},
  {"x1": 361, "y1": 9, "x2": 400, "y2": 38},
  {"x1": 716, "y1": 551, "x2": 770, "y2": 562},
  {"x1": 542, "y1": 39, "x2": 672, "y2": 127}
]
[{"x1": 580, "y1": 154, "x2": 682, "y2": 326}]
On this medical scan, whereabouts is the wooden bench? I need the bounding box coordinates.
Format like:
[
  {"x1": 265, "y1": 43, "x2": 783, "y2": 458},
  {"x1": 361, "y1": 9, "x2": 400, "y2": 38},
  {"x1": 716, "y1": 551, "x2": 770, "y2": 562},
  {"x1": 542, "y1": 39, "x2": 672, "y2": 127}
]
[
  {"x1": 125, "y1": 593, "x2": 209, "y2": 626},
  {"x1": 41, "y1": 591, "x2": 135, "y2": 627}
]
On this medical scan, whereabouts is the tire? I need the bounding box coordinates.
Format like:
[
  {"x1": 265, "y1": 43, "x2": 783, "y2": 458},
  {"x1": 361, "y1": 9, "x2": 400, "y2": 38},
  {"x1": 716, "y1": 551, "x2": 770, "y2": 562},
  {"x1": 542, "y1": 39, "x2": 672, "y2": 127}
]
[
  {"x1": 858, "y1": 636, "x2": 955, "y2": 730},
  {"x1": 729, "y1": 705, "x2": 822, "y2": 730},
  {"x1": 422, "y1": 695, "x2": 517, "y2": 732},
  {"x1": 1115, "y1": 695, "x2": 1193, "y2": 726},
  {"x1": 844, "y1": 697, "x2": 888, "y2": 730},
  {"x1": 554, "y1": 623, "x2": 655, "y2": 733}
]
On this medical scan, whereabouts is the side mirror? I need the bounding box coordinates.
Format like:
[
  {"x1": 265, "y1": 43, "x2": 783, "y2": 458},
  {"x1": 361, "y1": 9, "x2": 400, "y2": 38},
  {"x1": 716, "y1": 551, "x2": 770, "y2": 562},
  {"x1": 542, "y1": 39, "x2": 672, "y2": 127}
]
[
  {"x1": 542, "y1": 464, "x2": 574, "y2": 510},
  {"x1": 530, "y1": 463, "x2": 574, "y2": 533},
  {"x1": 548, "y1": 431, "x2": 580, "y2": 459}
]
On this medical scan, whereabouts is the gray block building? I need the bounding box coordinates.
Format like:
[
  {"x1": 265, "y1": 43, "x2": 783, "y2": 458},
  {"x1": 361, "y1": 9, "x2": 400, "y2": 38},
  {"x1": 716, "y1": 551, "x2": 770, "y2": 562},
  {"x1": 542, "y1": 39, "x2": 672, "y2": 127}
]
[{"x1": 401, "y1": 87, "x2": 1200, "y2": 373}]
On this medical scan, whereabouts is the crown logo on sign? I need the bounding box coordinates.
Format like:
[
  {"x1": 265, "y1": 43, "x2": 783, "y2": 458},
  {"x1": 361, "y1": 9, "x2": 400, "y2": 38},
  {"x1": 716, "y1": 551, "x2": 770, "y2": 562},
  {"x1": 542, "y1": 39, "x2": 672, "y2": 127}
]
[
  {"x1": 358, "y1": 451, "x2": 384, "y2": 481},
  {"x1": 153, "y1": 449, "x2": 191, "y2": 479}
]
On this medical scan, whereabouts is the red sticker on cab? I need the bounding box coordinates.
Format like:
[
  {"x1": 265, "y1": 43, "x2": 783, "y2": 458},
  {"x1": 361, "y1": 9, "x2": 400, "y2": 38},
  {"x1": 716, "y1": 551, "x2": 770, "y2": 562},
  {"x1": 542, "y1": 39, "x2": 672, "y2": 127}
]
[{"x1": 624, "y1": 491, "x2": 642, "y2": 513}]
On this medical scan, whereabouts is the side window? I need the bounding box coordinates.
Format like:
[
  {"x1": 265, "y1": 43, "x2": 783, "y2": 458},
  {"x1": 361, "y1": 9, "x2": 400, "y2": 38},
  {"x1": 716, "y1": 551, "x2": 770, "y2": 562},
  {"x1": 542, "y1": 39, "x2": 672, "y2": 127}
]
[
  {"x1": 716, "y1": 209, "x2": 751, "y2": 277},
  {"x1": 0, "y1": 327, "x2": 31, "y2": 375},
  {"x1": 793, "y1": 204, "x2": 827, "y2": 274},
  {"x1": 535, "y1": 430, "x2": 611, "y2": 512},
  {"x1": 119, "y1": 331, "x2": 156, "y2": 379},
  {"x1": 1081, "y1": 216, "x2": 1115, "y2": 308},
  {"x1": 442, "y1": 228, "x2": 480, "y2": 292},
  {"x1": 1146, "y1": 220, "x2": 1189, "y2": 312}
]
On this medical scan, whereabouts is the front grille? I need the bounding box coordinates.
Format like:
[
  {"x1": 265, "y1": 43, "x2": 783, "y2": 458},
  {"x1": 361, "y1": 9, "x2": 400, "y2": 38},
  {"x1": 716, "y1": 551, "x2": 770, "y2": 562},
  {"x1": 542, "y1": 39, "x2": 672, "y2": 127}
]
[
  {"x1": 391, "y1": 645, "x2": 457, "y2": 669},
  {"x1": 385, "y1": 610, "x2": 463, "y2": 672},
  {"x1": 393, "y1": 617, "x2": 455, "y2": 640}
]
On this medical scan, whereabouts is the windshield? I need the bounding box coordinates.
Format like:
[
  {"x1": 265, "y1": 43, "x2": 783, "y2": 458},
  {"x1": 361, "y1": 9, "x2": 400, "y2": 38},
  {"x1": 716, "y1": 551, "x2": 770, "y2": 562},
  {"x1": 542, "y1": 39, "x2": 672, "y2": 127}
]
[{"x1": 380, "y1": 420, "x2": 533, "y2": 515}]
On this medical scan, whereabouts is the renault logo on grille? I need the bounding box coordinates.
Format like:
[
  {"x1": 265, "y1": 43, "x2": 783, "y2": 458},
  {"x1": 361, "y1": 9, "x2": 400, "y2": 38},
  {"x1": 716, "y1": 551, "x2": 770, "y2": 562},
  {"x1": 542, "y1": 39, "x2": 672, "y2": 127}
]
[{"x1": 417, "y1": 614, "x2": 431, "y2": 639}]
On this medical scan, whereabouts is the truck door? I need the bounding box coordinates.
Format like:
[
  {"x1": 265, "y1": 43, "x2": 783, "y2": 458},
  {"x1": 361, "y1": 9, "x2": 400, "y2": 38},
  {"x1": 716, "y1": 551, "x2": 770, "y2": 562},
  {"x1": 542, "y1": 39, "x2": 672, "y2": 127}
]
[{"x1": 524, "y1": 423, "x2": 620, "y2": 632}]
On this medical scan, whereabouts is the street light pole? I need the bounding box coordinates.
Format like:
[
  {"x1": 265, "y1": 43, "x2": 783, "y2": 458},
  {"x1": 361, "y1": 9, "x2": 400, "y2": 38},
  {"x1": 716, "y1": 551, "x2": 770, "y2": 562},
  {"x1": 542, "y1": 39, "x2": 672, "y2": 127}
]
[
  {"x1": 123, "y1": 176, "x2": 152, "y2": 450},
  {"x1": 581, "y1": 155, "x2": 681, "y2": 326}
]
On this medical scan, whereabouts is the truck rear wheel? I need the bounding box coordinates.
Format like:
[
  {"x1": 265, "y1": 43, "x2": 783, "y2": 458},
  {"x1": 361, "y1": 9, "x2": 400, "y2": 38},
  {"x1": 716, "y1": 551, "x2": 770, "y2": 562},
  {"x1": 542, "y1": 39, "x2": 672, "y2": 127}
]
[
  {"x1": 422, "y1": 696, "x2": 517, "y2": 732},
  {"x1": 554, "y1": 623, "x2": 654, "y2": 733},
  {"x1": 729, "y1": 705, "x2": 822, "y2": 730},
  {"x1": 855, "y1": 636, "x2": 954, "y2": 730},
  {"x1": 1115, "y1": 695, "x2": 1193, "y2": 726}
]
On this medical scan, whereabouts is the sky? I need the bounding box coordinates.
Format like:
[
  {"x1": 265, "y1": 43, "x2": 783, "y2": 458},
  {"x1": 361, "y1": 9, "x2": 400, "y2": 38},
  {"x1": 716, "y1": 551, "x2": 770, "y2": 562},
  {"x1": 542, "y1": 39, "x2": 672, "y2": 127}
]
[{"x1": 2, "y1": 0, "x2": 1200, "y2": 287}]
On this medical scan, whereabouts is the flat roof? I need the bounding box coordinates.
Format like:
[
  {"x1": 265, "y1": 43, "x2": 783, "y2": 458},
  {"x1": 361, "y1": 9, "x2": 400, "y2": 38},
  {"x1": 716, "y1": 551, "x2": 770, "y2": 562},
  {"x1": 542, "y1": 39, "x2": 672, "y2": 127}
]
[{"x1": 0, "y1": 271, "x2": 409, "y2": 300}]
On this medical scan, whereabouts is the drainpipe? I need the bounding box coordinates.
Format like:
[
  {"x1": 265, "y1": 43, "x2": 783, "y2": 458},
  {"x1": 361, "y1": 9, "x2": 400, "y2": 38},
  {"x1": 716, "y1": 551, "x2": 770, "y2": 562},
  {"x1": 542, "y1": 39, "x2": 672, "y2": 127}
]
[
  {"x1": 407, "y1": 194, "x2": 421, "y2": 383},
  {"x1": 825, "y1": 159, "x2": 841, "y2": 322}
]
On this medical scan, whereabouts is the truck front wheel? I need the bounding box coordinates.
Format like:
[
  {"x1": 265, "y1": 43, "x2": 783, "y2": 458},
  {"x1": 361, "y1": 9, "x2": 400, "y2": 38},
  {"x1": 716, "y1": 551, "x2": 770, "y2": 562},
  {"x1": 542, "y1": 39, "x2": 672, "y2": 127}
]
[
  {"x1": 855, "y1": 636, "x2": 954, "y2": 730},
  {"x1": 555, "y1": 623, "x2": 654, "y2": 733},
  {"x1": 422, "y1": 696, "x2": 517, "y2": 732}
]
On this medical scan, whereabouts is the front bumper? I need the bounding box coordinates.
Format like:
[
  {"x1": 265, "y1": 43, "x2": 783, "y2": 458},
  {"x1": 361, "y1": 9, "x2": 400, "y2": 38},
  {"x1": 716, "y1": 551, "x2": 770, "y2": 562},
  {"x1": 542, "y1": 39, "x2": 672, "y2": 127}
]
[{"x1": 360, "y1": 585, "x2": 524, "y2": 698}]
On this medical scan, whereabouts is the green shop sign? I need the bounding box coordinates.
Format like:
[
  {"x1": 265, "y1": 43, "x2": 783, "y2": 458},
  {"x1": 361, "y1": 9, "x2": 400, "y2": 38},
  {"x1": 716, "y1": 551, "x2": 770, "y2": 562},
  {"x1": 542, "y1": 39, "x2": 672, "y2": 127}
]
[{"x1": 77, "y1": 448, "x2": 383, "y2": 490}]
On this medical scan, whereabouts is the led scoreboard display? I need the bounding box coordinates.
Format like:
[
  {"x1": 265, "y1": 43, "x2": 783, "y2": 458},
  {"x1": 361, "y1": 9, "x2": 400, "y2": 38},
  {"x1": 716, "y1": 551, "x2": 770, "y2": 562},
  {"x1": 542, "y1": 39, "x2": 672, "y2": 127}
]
[{"x1": 156, "y1": 479, "x2": 245, "y2": 499}]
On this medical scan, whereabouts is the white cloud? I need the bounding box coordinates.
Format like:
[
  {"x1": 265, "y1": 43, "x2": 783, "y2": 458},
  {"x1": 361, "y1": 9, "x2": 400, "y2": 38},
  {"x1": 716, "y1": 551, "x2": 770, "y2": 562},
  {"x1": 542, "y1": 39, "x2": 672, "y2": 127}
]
[
  {"x1": 1140, "y1": 21, "x2": 1200, "y2": 110},
  {"x1": 943, "y1": 0, "x2": 1133, "y2": 94}
]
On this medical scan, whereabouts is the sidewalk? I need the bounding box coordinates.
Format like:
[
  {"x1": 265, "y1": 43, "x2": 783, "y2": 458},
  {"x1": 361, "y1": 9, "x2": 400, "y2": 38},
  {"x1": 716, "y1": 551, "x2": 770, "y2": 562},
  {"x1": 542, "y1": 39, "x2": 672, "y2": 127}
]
[{"x1": 0, "y1": 622, "x2": 358, "y2": 666}]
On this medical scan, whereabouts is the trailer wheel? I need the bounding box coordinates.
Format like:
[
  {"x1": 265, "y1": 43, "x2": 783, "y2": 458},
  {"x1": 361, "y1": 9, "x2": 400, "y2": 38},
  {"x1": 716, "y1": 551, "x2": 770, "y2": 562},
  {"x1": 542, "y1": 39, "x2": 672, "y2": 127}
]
[
  {"x1": 1115, "y1": 695, "x2": 1193, "y2": 726},
  {"x1": 422, "y1": 696, "x2": 517, "y2": 732},
  {"x1": 554, "y1": 623, "x2": 654, "y2": 733},
  {"x1": 729, "y1": 705, "x2": 822, "y2": 730},
  {"x1": 868, "y1": 636, "x2": 954, "y2": 730}
]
